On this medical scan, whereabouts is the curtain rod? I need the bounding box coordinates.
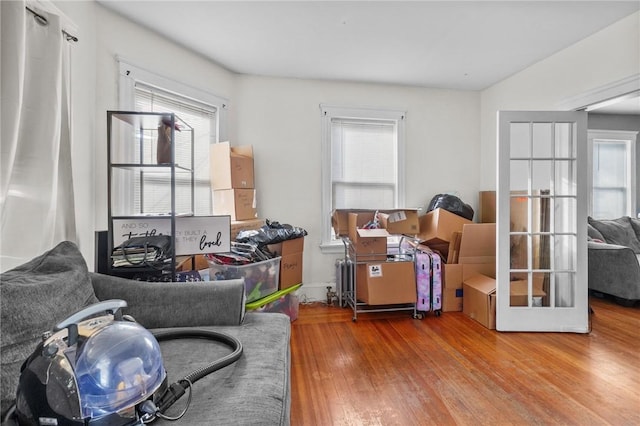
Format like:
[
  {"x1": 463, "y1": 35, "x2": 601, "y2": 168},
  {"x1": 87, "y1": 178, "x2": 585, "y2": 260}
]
[{"x1": 25, "y1": 5, "x2": 78, "y2": 42}]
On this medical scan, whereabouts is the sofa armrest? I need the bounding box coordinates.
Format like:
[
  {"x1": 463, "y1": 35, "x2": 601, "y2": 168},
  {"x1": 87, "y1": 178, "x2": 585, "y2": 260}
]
[
  {"x1": 90, "y1": 273, "x2": 246, "y2": 328},
  {"x1": 588, "y1": 241, "x2": 640, "y2": 301}
]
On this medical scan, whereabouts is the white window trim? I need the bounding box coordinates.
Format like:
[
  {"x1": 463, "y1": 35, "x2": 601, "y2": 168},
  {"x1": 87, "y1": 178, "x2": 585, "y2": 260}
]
[
  {"x1": 587, "y1": 129, "x2": 638, "y2": 218},
  {"x1": 319, "y1": 104, "x2": 406, "y2": 253},
  {"x1": 117, "y1": 57, "x2": 229, "y2": 141}
]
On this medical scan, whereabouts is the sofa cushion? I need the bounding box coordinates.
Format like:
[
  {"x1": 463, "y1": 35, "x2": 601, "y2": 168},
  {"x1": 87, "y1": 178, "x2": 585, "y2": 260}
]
[
  {"x1": 630, "y1": 217, "x2": 640, "y2": 241},
  {"x1": 588, "y1": 216, "x2": 640, "y2": 254},
  {"x1": 587, "y1": 223, "x2": 605, "y2": 241},
  {"x1": 0, "y1": 241, "x2": 99, "y2": 416},
  {"x1": 153, "y1": 312, "x2": 291, "y2": 425}
]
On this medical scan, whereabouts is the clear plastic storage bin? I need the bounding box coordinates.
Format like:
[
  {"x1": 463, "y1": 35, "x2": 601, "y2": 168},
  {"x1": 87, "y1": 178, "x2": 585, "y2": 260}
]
[
  {"x1": 208, "y1": 257, "x2": 280, "y2": 303},
  {"x1": 245, "y1": 283, "x2": 301, "y2": 322}
]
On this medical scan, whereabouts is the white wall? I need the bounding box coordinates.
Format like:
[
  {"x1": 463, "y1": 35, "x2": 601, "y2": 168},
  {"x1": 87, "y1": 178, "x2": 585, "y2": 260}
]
[
  {"x1": 479, "y1": 11, "x2": 640, "y2": 190},
  {"x1": 234, "y1": 75, "x2": 479, "y2": 298}
]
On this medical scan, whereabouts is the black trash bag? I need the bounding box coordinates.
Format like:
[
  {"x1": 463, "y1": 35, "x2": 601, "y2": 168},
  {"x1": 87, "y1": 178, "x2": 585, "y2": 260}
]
[
  {"x1": 426, "y1": 194, "x2": 474, "y2": 221},
  {"x1": 236, "y1": 219, "x2": 308, "y2": 247}
]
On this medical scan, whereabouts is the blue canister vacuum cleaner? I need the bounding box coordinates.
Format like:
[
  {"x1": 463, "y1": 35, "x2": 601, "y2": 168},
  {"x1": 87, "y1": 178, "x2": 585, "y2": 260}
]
[{"x1": 5, "y1": 300, "x2": 243, "y2": 425}]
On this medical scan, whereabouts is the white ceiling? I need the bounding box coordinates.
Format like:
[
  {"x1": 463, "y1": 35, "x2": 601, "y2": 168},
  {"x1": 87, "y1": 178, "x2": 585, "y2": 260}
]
[{"x1": 97, "y1": 1, "x2": 640, "y2": 110}]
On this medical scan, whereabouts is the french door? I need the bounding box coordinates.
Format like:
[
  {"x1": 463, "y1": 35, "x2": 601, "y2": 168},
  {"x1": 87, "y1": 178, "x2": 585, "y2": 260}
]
[{"x1": 497, "y1": 111, "x2": 589, "y2": 332}]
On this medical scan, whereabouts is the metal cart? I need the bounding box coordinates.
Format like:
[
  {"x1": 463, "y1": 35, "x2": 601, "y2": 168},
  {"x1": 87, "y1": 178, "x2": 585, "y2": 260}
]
[{"x1": 341, "y1": 237, "x2": 418, "y2": 322}]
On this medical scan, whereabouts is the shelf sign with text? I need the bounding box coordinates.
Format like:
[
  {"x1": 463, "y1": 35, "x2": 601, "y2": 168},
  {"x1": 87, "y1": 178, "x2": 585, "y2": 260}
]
[{"x1": 113, "y1": 216, "x2": 231, "y2": 255}]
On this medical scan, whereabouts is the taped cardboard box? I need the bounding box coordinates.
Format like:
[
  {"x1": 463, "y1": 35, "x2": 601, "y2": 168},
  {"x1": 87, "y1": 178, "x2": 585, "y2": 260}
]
[
  {"x1": 210, "y1": 142, "x2": 255, "y2": 190},
  {"x1": 356, "y1": 261, "x2": 416, "y2": 305}
]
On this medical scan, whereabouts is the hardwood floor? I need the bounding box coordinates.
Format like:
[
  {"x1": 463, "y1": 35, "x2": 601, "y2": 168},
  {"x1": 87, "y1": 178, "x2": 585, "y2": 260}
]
[{"x1": 290, "y1": 296, "x2": 640, "y2": 425}]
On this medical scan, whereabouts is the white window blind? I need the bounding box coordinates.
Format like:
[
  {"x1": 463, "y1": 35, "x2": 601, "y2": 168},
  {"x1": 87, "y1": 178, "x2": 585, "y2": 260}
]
[
  {"x1": 331, "y1": 118, "x2": 397, "y2": 209},
  {"x1": 134, "y1": 83, "x2": 216, "y2": 215},
  {"x1": 588, "y1": 130, "x2": 637, "y2": 219},
  {"x1": 320, "y1": 105, "x2": 405, "y2": 248}
]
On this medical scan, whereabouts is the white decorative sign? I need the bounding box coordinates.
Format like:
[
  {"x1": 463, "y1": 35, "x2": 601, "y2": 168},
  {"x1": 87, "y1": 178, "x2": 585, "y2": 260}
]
[{"x1": 112, "y1": 216, "x2": 231, "y2": 255}]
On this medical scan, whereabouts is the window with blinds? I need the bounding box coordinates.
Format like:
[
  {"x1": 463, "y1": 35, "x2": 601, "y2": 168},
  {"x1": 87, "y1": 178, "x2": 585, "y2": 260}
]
[
  {"x1": 331, "y1": 118, "x2": 398, "y2": 209},
  {"x1": 320, "y1": 105, "x2": 405, "y2": 246},
  {"x1": 588, "y1": 131, "x2": 637, "y2": 219},
  {"x1": 135, "y1": 83, "x2": 216, "y2": 215}
]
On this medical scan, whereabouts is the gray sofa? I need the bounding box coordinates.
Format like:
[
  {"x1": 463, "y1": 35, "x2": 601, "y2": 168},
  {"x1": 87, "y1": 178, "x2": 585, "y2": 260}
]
[
  {"x1": 0, "y1": 242, "x2": 291, "y2": 425},
  {"x1": 587, "y1": 216, "x2": 640, "y2": 305}
]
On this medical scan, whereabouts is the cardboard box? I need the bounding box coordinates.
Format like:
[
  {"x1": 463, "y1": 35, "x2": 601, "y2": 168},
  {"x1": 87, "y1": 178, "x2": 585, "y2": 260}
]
[
  {"x1": 377, "y1": 209, "x2": 420, "y2": 235},
  {"x1": 210, "y1": 141, "x2": 255, "y2": 190},
  {"x1": 458, "y1": 223, "x2": 496, "y2": 264},
  {"x1": 230, "y1": 218, "x2": 265, "y2": 240},
  {"x1": 356, "y1": 261, "x2": 416, "y2": 305},
  {"x1": 462, "y1": 274, "x2": 496, "y2": 329},
  {"x1": 442, "y1": 263, "x2": 463, "y2": 312},
  {"x1": 268, "y1": 237, "x2": 305, "y2": 290},
  {"x1": 509, "y1": 278, "x2": 547, "y2": 306},
  {"x1": 417, "y1": 208, "x2": 473, "y2": 246},
  {"x1": 441, "y1": 262, "x2": 496, "y2": 312},
  {"x1": 331, "y1": 209, "x2": 375, "y2": 237},
  {"x1": 213, "y1": 189, "x2": 257, "y2": 221},
  {"x1": 348, "y1": 212, "x2": 389, "y2": 261},
  {"x1": 478, "y1": 191, "x2": 496, "y2": 223},
  {"x1": 332, "y1": 208, "x2": 420, "y2": 237},
  {"x1": 440, "y1": 223, "x2": 496, "y2": 312}
]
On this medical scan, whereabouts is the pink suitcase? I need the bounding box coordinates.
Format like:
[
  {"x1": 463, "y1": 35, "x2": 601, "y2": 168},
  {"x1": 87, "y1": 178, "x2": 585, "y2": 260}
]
[{"x1": 414, "y1": 249, "x2": 442, "y2": 317}]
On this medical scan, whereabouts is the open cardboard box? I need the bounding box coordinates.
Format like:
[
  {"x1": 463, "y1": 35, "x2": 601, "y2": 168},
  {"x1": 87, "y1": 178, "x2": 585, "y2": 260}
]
[
  {"x1": 442, "y1": 223, "x2": 496, "y2": 312},
  {"x1": 417, "y1": 208, "x2": 472, "y2": 247},
  {"x1": 332, "y1": 208, "x2": 420, "y2": 237},
  {"x1": 348, "y1": 212, "x2": 389, "y2": 261}
]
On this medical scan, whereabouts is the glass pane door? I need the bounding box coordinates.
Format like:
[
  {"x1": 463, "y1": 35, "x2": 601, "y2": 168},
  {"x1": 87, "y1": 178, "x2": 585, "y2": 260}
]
[{"x1": 497, "y1": 111, "x2": 588, "y2": 332}]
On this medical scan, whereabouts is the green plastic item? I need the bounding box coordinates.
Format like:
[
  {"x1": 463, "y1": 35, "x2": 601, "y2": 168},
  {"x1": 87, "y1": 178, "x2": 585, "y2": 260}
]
[{"x1": 245, "y1": 283, "x2": 302, "y2": 311}]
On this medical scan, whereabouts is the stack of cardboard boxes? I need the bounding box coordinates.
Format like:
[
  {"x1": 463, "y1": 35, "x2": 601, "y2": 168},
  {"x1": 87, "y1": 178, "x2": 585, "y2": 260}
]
[
  {"x1": 211, "y1": 142, "x2": 260, "y2": 223},
  {"x1": 210, "y1": 142, "x2": 304, "y2": 291},
  {"x1": 416, "y1": 192, "x2": 545, "y2": 330},
  {"x1": 332, "y1": 209, "x2": 419, "y2": 306}
]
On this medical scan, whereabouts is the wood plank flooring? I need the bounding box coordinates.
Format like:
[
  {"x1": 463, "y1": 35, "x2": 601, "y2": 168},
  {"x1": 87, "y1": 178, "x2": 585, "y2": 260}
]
[{"x1": 290, "y1": 296, "x2": 640, "y2": 425}]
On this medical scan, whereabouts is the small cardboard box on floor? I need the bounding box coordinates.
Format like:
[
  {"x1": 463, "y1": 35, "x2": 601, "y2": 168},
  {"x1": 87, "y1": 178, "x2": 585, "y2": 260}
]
[{"x1": 267, "y1": 237, "x2": 304, "y2": 290}]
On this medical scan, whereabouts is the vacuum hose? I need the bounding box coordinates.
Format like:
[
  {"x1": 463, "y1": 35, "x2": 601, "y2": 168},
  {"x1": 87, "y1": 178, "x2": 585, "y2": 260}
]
[{"x1": 149, "y1": 329, "x2": 243, "y2": 416}]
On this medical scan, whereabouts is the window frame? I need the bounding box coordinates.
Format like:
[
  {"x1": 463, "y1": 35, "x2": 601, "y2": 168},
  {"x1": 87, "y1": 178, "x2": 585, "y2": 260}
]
[
  {"x1": 587, "y1": 129, "x2": 638, "y2": 218},
  {"x1": 117, "y1": 58, "x2": 229, "y2": 215},
  {"x1": 320, "y1": 104, "x2": 406, "y2": 252}
]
